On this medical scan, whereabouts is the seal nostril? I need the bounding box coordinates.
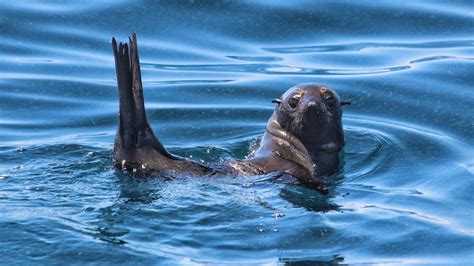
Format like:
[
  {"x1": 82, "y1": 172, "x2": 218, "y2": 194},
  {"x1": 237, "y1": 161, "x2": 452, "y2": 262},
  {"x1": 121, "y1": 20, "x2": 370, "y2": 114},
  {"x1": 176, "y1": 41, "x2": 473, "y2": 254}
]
[{"x1": 307, "y1": 101, "x2": 322, "y2": 113}]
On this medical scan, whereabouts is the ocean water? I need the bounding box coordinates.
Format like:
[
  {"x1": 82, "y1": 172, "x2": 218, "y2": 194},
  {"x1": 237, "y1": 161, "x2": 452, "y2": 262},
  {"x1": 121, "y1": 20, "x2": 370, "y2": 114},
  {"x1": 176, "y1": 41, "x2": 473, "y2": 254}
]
[{"x1": 0, "y1": 1, "x2": 473, "y2": 264}]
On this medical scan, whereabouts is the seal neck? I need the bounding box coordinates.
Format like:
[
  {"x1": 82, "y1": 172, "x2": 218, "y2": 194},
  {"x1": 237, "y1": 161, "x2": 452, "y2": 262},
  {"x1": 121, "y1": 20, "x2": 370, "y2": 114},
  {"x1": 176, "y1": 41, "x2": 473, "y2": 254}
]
[
  {"x1": 266, "y1": 117, "x2": 316, "y2": 176},
  {"x1": 265, "y1": 116, "x2": 341, "y2": 177}
]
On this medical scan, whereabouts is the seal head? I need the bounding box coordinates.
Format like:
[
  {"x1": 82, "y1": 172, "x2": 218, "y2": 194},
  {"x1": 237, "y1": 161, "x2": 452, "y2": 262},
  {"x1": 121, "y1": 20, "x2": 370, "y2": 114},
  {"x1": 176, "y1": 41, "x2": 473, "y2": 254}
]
[
  {"x1": 268, "y1": 83, "x2": 347, "y2": 177},
  {"x1": 273, "y1": 84, "x2": 345, "y2": 152}
]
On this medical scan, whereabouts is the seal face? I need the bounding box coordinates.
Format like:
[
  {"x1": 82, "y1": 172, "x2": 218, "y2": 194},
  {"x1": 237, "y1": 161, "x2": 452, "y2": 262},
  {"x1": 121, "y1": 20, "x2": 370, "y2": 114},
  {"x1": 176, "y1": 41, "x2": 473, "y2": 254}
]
[
  {"x1": 274, "y1": 84, "x2": 345, "y2": 159},
  {"x1": 111, "y1": 33, "x2": 349, "y2": 193}
]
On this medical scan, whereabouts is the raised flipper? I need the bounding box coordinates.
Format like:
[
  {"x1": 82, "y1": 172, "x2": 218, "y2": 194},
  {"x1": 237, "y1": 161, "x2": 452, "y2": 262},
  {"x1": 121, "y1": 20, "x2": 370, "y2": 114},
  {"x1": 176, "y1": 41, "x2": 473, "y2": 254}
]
[
  {"x1": 111, "y1": 33, "x2": 210, "y2": 176},
  {"x1": 112, "y1": 37, "x2": 134, "y2": 150}
]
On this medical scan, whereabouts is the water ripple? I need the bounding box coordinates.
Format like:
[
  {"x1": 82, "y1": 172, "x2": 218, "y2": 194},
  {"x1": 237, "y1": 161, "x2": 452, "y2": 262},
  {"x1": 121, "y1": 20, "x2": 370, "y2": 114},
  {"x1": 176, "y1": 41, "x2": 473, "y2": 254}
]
[
  {"x1": 263, "y1": 39, "x2": 474, "y2": 54},
  {"x1": 142, "y1": 53, "x2": 472, "y2": 76},
  {"x1": 0, "y1": 1, "x2": 473, "y2": 264}
]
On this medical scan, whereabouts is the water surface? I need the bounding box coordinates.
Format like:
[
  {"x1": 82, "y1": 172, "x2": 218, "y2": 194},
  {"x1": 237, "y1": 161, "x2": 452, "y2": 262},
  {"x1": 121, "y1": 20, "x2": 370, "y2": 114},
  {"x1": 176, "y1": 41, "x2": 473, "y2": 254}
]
[{"x1": 0, "y1": 1, "x2": 473, "y2": 264}]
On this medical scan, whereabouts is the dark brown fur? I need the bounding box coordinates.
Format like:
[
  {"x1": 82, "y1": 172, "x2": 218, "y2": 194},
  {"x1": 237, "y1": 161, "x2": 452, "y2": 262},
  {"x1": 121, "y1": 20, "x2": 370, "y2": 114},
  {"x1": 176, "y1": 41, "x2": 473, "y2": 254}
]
[{"x1": 112, "y1": 33, "x2": 348, "y2": 193}]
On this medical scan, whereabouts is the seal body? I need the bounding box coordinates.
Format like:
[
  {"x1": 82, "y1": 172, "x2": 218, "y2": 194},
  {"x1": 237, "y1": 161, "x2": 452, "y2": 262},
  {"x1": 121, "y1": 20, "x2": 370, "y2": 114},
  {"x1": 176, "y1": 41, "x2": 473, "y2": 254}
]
[
  {"x1": 111, "y1": 33, "x2": 348, "y2": 191},
  {"x1": 234, "y1": 83, "x2": 346, "y2": 188}
]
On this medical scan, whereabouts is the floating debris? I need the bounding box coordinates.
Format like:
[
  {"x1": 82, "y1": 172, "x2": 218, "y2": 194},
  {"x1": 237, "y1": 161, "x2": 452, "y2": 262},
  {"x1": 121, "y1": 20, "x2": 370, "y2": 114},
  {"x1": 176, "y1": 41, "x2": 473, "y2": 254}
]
[
  {"x1": 16, "y1": 146, "x2": 26, "y2": 152},
  {"x1": 272, "y1": 213, "x2": 285, "y2": 219},
  {"x1": 241, "y1": 183, "x2": 252, "y2": 188}
]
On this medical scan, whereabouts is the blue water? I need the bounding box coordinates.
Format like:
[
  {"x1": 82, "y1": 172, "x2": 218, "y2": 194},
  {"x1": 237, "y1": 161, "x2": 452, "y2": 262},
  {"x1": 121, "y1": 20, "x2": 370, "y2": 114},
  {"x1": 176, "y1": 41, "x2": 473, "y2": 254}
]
[{"x1": 1, "y1": 1, "x2": 473, "y2": 264}]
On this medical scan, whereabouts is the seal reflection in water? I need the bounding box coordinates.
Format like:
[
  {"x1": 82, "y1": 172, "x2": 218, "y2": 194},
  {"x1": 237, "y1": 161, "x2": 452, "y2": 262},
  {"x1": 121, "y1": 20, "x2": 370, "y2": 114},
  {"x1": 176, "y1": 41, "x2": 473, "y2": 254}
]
[{"x1": 112, "y1": 33, "x2": 350, "y2": 193}]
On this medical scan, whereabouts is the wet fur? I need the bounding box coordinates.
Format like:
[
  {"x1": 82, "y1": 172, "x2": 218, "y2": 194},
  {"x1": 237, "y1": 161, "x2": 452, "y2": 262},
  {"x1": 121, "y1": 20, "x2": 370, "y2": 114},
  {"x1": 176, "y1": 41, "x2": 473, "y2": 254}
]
[{"x1": 111, "y1": 33, "x2": 348, "y2": 193}]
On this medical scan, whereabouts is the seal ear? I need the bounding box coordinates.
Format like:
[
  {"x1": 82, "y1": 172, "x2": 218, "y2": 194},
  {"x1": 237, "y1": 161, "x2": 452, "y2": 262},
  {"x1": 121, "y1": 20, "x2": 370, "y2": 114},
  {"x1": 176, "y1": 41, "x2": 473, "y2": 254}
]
[
  {"x1": 340, "y1": 100, "x2": 351, "y2": 106},
  {"x1": 272, "y1": 98, "x2": 282, "y2": 105}
]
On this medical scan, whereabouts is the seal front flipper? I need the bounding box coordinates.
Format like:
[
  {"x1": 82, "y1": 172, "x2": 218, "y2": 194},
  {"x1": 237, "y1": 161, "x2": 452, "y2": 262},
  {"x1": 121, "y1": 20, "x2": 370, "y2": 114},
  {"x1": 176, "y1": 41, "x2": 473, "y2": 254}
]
[{"x1": 112, "y1": 33, "x2": 210, "y2": 175}]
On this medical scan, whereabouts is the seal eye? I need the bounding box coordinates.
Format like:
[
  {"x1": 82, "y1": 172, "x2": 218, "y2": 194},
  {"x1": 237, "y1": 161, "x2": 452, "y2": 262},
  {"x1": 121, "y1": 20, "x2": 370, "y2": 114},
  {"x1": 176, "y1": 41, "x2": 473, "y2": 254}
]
[
  {"x1": 325, "y1": 96, "x2": 336, "y2": 106},
  {"x1": 288, "y1": 97, "x2": 299, "y2": 108}
]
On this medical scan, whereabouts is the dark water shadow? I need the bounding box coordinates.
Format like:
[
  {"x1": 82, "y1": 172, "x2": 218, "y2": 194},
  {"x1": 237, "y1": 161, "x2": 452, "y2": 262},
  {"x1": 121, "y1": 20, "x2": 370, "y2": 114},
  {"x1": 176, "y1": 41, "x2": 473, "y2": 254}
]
[
  {"x1": 279, "y1": 254, "x2": 345, "y2": 265},
  {"x1": 277, "y1": 169, "x2": 344, "y2": 213},
  {"x1": 86, "y1": 171, "x2": 168, "y2": 246}
]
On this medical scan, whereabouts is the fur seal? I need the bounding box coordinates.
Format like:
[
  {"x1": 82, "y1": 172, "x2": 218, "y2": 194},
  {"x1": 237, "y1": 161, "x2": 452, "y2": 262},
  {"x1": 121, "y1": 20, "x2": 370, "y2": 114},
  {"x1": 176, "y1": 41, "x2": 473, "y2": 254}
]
[{"x1": 111, "y1": 33, "x2": 350, "y2": 193}]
